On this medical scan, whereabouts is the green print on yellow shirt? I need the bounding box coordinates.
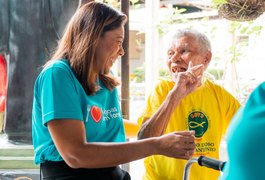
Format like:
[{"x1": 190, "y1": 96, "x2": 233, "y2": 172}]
[{"x1": 188, "y1": 111, "x2": 208, "y2": 138}]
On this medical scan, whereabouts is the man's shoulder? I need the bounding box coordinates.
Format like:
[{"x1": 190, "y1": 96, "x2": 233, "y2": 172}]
[
  {"x1": 204, "y1": 79, "x2": 225, "y2": 91},
  {"x1": 203, "y1": 79, "x2": 239, "y2": 104},
  {"x1": 153, "y1": 77, "x2": 174, "y2": 90},
  {"x1": 157, "y1": 77, "x2": 174, "y2": 85}
]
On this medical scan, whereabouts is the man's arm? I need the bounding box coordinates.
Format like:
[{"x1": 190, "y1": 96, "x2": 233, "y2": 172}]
[
  {"x1": 137, "y1": 91, "x2": 181, "y2": 139},
  {"x1": 138, "y1": 64, "x2": 204, "y2": 139}
]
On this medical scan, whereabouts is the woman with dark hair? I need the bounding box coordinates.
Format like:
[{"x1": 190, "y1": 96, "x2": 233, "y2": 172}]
[{"x1": 32, "y1": 2, "x2": 196, "y2": 179}]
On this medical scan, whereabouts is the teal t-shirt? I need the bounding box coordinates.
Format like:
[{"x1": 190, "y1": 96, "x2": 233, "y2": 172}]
[
  {"x1": 220, "y1": 82, "x2": 265, "y2": 180},
  {"x1": 32, "y1": 59, "x2": 126, "y2": 164}
]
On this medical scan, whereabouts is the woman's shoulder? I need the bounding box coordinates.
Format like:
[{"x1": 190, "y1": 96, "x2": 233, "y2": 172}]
[
  {"x1": 247, "y1": 81, "x2": 265, "y2": 103},
  {"x1": 41, "y1": 59, "x2": 72, "y2": 74},
  {"x1": 255, "y1": 81, "x2": 265, "y2": 91},
  {"x1": 43, "y1": 59, "x2": 70, "y2": 70},
  {"x1": 37, "y1": 59, "x2": 73, "y2": 80}
]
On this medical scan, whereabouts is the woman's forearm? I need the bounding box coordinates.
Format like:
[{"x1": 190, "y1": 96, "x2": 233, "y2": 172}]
[
  {"x1": 65, "y1": 132, "x2": 195, "y2": 169},
  {"x1": 68, "y1": 138, "x2": 157, "y2": 168}
]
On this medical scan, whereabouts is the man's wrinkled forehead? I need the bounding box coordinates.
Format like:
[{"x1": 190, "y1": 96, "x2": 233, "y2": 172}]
[{"x1": 168, "y1": 37, "x2": 192, "y2": 49}]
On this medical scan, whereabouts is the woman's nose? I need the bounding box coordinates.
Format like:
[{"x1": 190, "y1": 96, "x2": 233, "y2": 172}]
[{"x1": 119, "y1": 46, "x2": 125, "y2": 56}]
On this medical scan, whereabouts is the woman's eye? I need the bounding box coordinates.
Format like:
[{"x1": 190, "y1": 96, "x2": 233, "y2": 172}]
[{"x1": 117, "y1": 41, "x2": 123, "y2": 46}]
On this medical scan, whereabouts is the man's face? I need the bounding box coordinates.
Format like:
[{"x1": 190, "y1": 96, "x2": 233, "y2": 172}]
[{"x1": 166, "y1": 35, "x2": 211, "y2": 77}]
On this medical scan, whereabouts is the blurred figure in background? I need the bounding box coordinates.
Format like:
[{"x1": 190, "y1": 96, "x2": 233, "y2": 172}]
[{"x1": 221, "y1": 82, "x2": 265, "y2": 180}]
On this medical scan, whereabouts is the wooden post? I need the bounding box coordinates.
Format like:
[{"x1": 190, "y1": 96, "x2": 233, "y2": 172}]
[{"x1": 121, "y1": 0, "x2": 130, "y2": 173}]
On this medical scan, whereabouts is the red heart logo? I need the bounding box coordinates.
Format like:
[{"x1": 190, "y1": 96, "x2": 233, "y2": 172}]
[{"x1": 90, "y1": 106, "x2": 102, "y2": 123}]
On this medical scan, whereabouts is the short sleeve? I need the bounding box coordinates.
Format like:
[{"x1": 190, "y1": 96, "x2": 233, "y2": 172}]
[{"x1": 37, "y1": 67, "x2": 83, "y2": 125}]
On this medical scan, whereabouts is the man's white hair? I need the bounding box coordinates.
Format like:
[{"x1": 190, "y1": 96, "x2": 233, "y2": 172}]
[{"x1": 169, "y1": 28, "x2": 212, "y2": 53}]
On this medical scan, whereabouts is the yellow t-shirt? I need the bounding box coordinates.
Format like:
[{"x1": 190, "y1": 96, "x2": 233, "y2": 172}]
[{"x1": 138, "y1": 78, "x2": 240, "y2": 180}]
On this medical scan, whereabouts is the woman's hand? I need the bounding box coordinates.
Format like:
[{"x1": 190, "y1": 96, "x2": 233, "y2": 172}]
[{"x1": 155, "y1": 131, "x2": 196, "y2": 160}]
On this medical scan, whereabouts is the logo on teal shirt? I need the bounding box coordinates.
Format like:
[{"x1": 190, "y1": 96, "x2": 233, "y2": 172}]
[{"x1": 90, "y1": 106, "x2": 102, "y2": 123}]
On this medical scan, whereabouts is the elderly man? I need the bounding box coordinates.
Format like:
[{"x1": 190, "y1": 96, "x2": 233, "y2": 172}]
[{"x1": 137, "y1": 28, "x2": 240, "y2": 180}]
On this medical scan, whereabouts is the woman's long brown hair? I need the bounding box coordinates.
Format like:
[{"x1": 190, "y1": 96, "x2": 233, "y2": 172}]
[{"x1": 45, "y1": 2, "x2": 127, "y2": 95}]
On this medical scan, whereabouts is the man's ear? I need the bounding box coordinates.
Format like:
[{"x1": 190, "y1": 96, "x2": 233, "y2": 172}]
[{"x1": 204, "y1": 51, "x2": 212, "y2": 67}]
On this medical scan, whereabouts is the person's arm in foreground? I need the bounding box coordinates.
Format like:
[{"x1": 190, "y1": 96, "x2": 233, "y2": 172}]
[
  {"x1": 48, "y1": 120, "x2": 195, "y2": 169},
  {"x1": 138, "y1": 63, "x2": 204, "y2": 139}
]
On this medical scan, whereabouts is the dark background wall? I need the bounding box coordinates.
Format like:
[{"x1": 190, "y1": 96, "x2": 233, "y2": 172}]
[{"x1": 0, "y1": 0, "x2": 79, "y2": 144}]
